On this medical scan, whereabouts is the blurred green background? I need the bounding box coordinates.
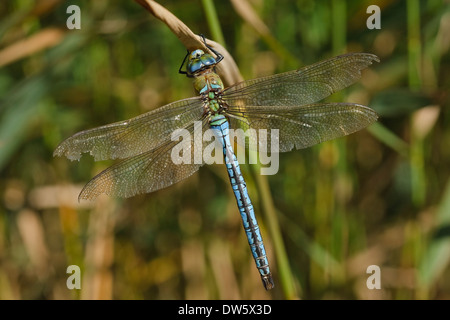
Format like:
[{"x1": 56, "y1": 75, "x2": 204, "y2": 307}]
[{"x1": 0, "y1": 0, "x2": 449, "y2": 299}]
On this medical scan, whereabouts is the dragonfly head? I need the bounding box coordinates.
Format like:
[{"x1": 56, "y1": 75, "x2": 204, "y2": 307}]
[{"x1": 186, "y1": 49, "x2": 218, "y2": 76}]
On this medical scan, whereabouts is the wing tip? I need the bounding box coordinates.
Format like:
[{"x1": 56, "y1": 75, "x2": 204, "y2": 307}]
[
  {"x1": 78, "y1": 184, "x2": 100, "y2": 202},
  {"x1": 53, "y1": 140, "x2": 83, "y2": 161},
  {"x1": 52, "y1": 148, "x2": 61, "y2": 158},
  {"x1": 53, "y1": 141, "x2": 65, "y2": 158},
  {"x1": 353, "y1": 103, "x2": 379, "y2": 121},
  {"x1": 343, "y1": 52, "x2": 380, "y2": 63},
  {"x1": 362, "y1": 53, "x2": 380, "y2": 65}
]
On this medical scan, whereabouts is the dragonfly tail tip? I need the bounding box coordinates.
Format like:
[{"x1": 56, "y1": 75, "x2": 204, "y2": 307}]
[{"x1": 261, "y1": 274, "x2": 275, "y2": 290}]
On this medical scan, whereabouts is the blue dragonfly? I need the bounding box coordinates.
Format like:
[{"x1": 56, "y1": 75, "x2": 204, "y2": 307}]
[{"x1": 54, "y1": 38, "x2": 378, "y2": 290}]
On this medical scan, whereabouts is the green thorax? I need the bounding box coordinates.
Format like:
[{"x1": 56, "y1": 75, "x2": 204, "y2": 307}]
[
  {"x1": 193, "y1": 71, "x2": 226, "y2": 126},
  {"x1": 186, "y1": 49, "x2": 226, "y2": 126}
]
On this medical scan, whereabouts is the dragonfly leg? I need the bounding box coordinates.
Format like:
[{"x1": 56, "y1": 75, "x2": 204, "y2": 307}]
[{"x1": 199, "y1": 34, "x2": 224, "y2": 64}]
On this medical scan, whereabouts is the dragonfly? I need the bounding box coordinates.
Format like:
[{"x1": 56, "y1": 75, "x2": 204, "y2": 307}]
[{"x1": 54, "y1": 37, "x2": 379, "y2": 290}]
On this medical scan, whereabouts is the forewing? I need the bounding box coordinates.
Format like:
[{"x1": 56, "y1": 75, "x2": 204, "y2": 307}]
[
  {"x1": 222, "y1": 53, "x2": 379, "y2": 107},
  {"x1": 54, "y1": 96, "x2": 205, "y2": 161}
]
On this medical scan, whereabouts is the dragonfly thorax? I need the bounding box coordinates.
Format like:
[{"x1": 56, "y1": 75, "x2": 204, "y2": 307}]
[
  {"x1": 193, "y1": 71, "x2": 224, "y2": 94},
  {"x1": 193, "y1": 71, "x2": 227, "y2": 125}
]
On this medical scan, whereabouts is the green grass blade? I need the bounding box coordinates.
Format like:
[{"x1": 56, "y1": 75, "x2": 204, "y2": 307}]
[
  {"x1": 417, "y1": 179, "x2": 450, "y2": 297},
  {"x1": 201, "y1": 0, "x2": 226, "y2": 45},
  {"x1": 367, "y1": 122, "x2": 410, "y2": 157}
]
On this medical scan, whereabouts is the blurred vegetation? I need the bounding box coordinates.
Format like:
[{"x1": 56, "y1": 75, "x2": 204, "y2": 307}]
[{"x1": 0, "y1": 0, "x2": 449, "y2": 299}]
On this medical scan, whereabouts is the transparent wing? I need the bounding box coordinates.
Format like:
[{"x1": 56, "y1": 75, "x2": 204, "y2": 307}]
[
  {"x1": 227, "y1": 103, "x2": 378, "y2": 152},
  {"x1": 54, "y1": 96, "x2": 205, "y2": 161},
  {"x1": 222, "y1": 53, "x2": 379, "y2": 107},
  {"x1": 78, "y1": 120, "x2": 210, "y2": 200}
]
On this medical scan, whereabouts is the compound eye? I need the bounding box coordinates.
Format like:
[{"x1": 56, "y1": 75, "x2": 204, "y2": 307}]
[{"x1": 190, "y1": 49, "x2": 204, "y2": 60}]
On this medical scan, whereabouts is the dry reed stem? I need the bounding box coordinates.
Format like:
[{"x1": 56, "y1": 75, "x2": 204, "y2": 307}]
[{"x1": 134, "y1": 0, "x2": 243, "y2": 86}]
